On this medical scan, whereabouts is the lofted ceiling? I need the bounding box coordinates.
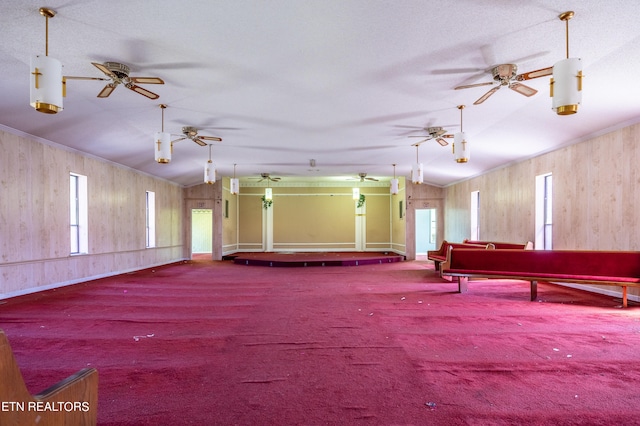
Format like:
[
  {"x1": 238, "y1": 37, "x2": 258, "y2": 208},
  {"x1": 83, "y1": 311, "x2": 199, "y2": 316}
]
[{"x1": 1, "y1": 1, "x2": 639, "y2": 187}]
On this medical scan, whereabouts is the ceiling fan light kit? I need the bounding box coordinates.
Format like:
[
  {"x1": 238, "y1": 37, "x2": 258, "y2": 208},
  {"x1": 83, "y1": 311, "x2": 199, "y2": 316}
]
[
  {"x1": 551, "y1": 11, "x2": 582, "y2": 115},
  {"x1": 30, "y1": 7, "x2": 63, "y2": 114}
]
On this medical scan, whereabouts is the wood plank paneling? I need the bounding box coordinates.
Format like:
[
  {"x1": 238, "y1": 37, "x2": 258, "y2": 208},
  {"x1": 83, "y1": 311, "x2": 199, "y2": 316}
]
[{"x1": 0, "y1": 129, "x2": 184, "y2": 297}]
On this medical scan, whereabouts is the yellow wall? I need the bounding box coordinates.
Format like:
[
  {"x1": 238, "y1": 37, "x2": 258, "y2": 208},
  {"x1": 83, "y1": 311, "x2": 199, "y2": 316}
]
[{"x1": 234, "y1": 184, "x2": 400, "y2": 253}]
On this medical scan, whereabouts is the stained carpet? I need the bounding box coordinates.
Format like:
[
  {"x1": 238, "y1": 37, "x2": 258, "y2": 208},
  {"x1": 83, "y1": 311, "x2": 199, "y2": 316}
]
[{"x1": 1, "y1": 259, "x2": 640, "y2": 425}]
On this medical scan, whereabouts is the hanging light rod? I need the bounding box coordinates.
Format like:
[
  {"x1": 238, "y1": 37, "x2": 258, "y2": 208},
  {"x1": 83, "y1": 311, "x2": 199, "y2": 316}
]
[
  {"x1": 39, "y1": 8, "x2": 55, "y2": 56},
  {"x1": 559, "y1": 11, "x2": 574, "y2": 59}
]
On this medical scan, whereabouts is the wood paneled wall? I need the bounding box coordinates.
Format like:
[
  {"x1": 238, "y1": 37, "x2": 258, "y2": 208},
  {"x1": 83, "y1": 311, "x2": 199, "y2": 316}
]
[
  {"x1": 443, "y1": 122, "x2": 640, "y2": 299},
  {"x1": 443, "y1": 122, "x2": 640, "y2": 250},
  {"x1": 0, "y1": 129, "x2": 185, "y2": 298}
]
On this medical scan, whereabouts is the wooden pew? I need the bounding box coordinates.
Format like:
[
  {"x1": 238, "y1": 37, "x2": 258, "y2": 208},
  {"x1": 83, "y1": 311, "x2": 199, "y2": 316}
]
[
  {"x1": 0, "y1": 330, "x2": 98, "y2": 425},
  {"x1": 427, "y1": 240, "x2": 485, "y2": 272},
  {"x1": 440, "y1": 249, "x2": 640, "y2": 307}
]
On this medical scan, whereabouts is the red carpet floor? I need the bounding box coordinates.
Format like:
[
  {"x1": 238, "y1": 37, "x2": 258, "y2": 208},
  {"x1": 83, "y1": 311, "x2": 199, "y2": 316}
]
[{"x1": 1, "y1": 259, "x2": 640, "y2": 425}]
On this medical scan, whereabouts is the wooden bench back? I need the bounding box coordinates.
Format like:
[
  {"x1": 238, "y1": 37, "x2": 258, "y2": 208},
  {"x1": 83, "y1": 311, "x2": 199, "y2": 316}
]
[
  {"x1": 445, "y1": 249, "x2": 640, "y2": 278},
  {"x1": 463, "y1": 240, "x2": 531, "y2": 250},
  {"x1": 0, "y1": 330, "x2": 98, "y2": 425}
]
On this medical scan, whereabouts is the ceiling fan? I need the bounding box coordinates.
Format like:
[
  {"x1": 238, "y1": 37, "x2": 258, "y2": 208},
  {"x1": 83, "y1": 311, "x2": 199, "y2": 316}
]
[
  {"x1": 350, "y1": 173, "x2": 379, "y2": 182},
  {"x1": 408, "y1": 127, "x2": 454, "y2": 147},
  {"x1": 64, "y1": 61, "x2": 164, "y2": 99},
  {"x1": 252, "y1": 173, "x2": 281, "y2": 182},
  {"x1": 172, "y1": 126, "x2": 222, "y2": 147},
  {"x1": 454, "y1": 63, "x2": 552, "y2": 105}
]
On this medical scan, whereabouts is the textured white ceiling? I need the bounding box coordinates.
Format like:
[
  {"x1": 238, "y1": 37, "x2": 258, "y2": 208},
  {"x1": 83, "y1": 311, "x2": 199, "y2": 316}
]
[{"x1": 1, "y1": 1, "x2": 639, "y2": 187}]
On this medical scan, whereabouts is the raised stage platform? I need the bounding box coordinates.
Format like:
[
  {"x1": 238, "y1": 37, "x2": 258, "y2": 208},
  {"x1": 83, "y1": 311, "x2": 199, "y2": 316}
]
[{"x1": 229, "y1": 252, "x2": 405, "y2": 267}]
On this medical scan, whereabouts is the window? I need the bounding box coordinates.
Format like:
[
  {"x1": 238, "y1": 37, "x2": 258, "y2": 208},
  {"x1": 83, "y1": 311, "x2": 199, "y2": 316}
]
[
  {"x1": 535, "y1": 173, "x2": 552, "y2": 250},
  {"x1": 543, "y1": 174, "x2": 553, "y2": 250},
  {"x1": 470, "y1": 190, "x2": 480, "y2": 241},
  {"x1": 146, "y1": 191, "x2": 156, "y2": 248},
  {"x1": 70, "y1": 173, "x2": 88, "y2": 254}
]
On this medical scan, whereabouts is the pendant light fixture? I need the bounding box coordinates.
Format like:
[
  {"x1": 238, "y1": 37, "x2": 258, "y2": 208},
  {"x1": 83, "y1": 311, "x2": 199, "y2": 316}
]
[
  {"x1": 154, "y1": 104, "x2": 172, "y2": 164},
  {"x1": 30, "y1": 7, "x2": 63, "y2": 114},
  {"x1": 352, "y1": 187, "x2": 360, "y2": 200},
  {"x1": 453, "y1": 105, "x2": 470, "y2": 163},
  {"x1": 265, "y1": 186, "x2": 273, "y2": 201},
  {"x1": 204, "y1": 143, "x2": 216, "y2": 184},
  {"x1": 390, "y1": 164, "x2": 399, "y2": 195},
  {"x1": 411, "y1": 145, "x2": 423, "y2": 184},
  {"x1": 551, "y1": 11, "x2": 582, "y2": 115},
  {"x1": 230, "y1": 164, "x2": 239, "y2": 195}
]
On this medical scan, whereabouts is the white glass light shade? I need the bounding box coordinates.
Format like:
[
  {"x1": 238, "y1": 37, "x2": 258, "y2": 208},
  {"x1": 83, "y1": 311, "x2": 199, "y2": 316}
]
[
  {"x1": 154, "y1": 132, "x2": 172, "y2": 163},
  {"x1": 265, "y1": 187, "x2": 273, "y2": 200},
  {"x1": 204, "y1": 160, "x2": 216, "y2": 184},
  {"x1": 551, "y1": 57, "x2": 582, "y2": 115},
  {"x1": 411, "y1": 163, "x2": 423, "y2": 184},
  {"x1": 30, "y1": 55, "x2": 63, "y2": 114},
  {"x1": 352, "y1": 187, "x2": 360, "y2": 199},
  {"x1": 230, "y1": 178, "x2": 239, "y2": 195},
  {"x1": 390, "y1": 178, "x2": 399, "y2": 195},
  {"x1": 453, "y1": 132, "x2": 470, "y2": 163}
]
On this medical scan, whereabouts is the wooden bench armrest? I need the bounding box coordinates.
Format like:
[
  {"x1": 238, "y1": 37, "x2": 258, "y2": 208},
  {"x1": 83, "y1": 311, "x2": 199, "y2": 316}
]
[{"x1": 0, "y1": 330, "x2": 98, "y2": 425}]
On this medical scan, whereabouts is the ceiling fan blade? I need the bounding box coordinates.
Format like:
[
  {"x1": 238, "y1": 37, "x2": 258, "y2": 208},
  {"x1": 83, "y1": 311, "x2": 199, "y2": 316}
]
[
  {"x1": 411, "y1": 139, "x2": 430, "y2": 147},
  {"x1": 97, "y1": 83, "x2": 116, "y2": 98},
  {"x1": 435, "y1": 138, "x2": 449, "y2": 147},
  {"x1": 516, "y1": 66, "x2": 553, "y2": 81},
  {"x1": 408, "y1": 135, "x2": 433, "y2": 138},
  {"x1": 365, "y1": 177, "x2": 379, "y2": 181},
  {"x1": 171, "y1": 137, "x2": 187, "y2": 143},
  {"x1": 199, "y1": 136, "x2": 223, "y2": 142},
  {"x1": 64, "y1": 76, "x2": 109, "y2": 81},
  {"x1": 125, "y1": 83, "x2": 160, "y2": 100},
  {"x1": 128, "y1": 76, "x2": 165, "y2": 85},
  {"x1": 192, "y1": 137, "x2": 207, "y2": 147},
  {"x1": 271, "y1": 177, "x2": 281, "y2": 181},
  {"x1": 454, "y1": 81, "x2": 494, "y2": 90},
  {"x1": 473, "y1": 86, "x2": 500, "y2": 105},
  {"x1": 509, "y1": 82, "x2": 537, "y2": 97},
  {"x1": 91, "y1": 62, "x2": 117, "y2": 79}
]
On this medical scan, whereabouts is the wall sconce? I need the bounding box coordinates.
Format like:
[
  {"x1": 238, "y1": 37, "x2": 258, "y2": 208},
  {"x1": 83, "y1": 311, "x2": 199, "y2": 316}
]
[
  {"x1": 154, "y1": 104, "x2": 172, "y2": 163},
  {"x1": 453, "y1": 105, "x2": 470, "y2": 163},
  {"x1": 30, "y1": 8, "x2": 63, "y2": 114},
  {"x1": 390, "y1": 164, "x2": 399, "y2": 195},
  {"x1": 551, "y1": 11, "x2": 582, "y2": 115},
  {"x1": 204, "y1": 144, "x2": 215, "y2": 184}
]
